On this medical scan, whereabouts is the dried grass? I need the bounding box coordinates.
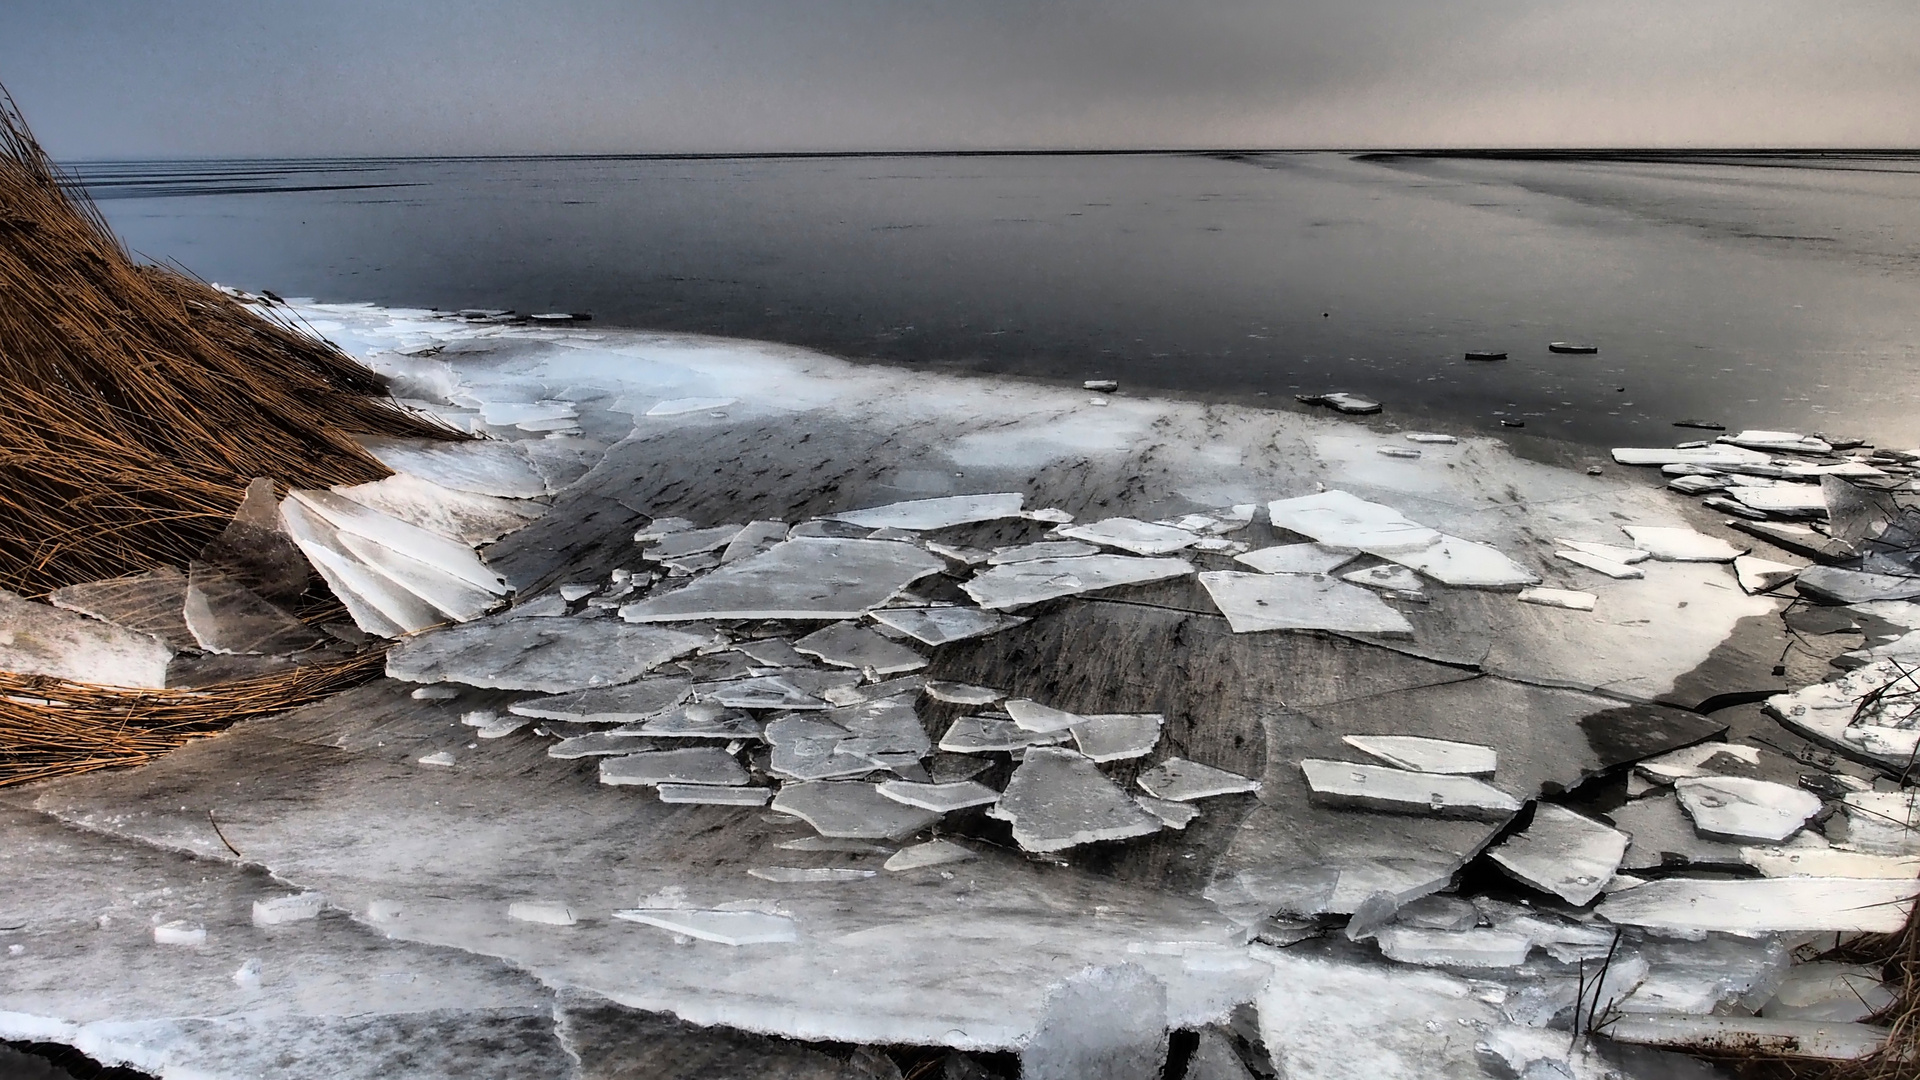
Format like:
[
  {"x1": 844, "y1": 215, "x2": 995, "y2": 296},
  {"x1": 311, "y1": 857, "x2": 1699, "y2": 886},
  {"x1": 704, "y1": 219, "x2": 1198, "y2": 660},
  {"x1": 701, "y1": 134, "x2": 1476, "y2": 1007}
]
[{"x1": 0, "y1": 83, "x2": 456, "y2": 597}]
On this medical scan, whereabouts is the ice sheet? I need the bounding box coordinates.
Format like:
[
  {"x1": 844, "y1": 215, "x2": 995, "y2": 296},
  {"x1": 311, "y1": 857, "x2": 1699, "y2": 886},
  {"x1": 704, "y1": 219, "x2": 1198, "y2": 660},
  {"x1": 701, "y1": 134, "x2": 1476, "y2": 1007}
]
[
  {"x1": 386, "y1": 618, "x2": 706, "y2": 691},
  {"x1": 830, "y1": 493, "x2": 1025, "y2": 531}
]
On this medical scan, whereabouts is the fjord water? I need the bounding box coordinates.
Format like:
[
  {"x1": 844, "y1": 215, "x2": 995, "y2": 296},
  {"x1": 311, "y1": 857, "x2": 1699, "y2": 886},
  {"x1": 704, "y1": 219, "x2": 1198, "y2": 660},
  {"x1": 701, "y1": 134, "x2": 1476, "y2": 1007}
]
[{"x1": 78, "y1": 152, "x2": 1920, "y2": 449}]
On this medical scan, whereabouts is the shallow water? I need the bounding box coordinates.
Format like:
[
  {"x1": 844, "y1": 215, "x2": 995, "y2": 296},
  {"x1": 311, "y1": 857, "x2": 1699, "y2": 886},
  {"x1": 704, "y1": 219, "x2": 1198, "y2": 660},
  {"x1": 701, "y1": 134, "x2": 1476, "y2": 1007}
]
[{"x1": 74, "y1": 151, "x2": 1920, "y2": 449}]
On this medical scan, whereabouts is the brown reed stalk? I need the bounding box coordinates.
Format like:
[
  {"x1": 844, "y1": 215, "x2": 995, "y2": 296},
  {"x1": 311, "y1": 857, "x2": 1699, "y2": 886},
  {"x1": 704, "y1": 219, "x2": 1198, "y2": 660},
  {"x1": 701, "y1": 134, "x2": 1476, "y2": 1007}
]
[{"x1": 0, "y1": 83, "x2": 460, "y2": 596}]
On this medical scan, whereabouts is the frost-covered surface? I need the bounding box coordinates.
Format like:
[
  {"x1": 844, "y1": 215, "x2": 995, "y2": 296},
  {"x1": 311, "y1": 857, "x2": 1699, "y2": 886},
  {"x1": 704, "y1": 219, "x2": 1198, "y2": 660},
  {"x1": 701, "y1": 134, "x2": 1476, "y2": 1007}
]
[{"x1": 4, "y1": 301, "x2": 1890, "y2": 1077}]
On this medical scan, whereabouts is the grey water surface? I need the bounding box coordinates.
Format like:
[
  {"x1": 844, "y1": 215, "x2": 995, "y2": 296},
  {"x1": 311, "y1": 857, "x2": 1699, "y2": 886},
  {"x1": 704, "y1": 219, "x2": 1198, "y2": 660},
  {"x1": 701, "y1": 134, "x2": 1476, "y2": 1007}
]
[{"x1": 74, "y1": 151, "x2": 1920, "y2": 449}]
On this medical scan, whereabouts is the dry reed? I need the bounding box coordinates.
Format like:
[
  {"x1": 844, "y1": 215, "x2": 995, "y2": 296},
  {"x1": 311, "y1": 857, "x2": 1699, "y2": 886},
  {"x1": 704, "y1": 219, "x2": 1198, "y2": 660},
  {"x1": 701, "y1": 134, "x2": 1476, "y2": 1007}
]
[{"x1": 0, "y1": 83, "x2": 457, "y2": 597}]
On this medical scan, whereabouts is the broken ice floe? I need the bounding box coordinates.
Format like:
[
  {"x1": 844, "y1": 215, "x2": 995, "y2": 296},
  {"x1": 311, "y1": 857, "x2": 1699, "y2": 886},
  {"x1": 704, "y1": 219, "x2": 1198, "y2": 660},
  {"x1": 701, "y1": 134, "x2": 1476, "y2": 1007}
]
[
  {"x1": 1056, "y1": 518, "x2": 1199, "y2": 556},
  {"x1": 621, "y1": 538, "x2": 947, "y2": 622},
  {"x1": 1069, "y1": 713, "x2": 1164, "y2": 762},
  {"x1": 938, "y1": 715, "x2": 1067, "y2": 753},
  {"x1": 770, "y1": 781, "x2": 944, "y2": 839},
  {"x1": 1296, "y1": 391, "x2": 1380, "y2": 414},
  {"x1": 1674, "y1": 776, "x2": 1820, "y2": 843},
  {"x1": 1840, "y1": 791, "x2": 1920, "y2": 856},
  {"x1": 1341, "y1": 735, "x2": 1496, "y2": 776},
  {"x1": 151, "y1": 921, "x2": 206, "y2": 946},
  {"x1": 792, "y1": 621, "x2": 926, "y2": 674},
  {"x1": 290, "y1": 489, "x2": 508, "y2": 596},
  {"x1": 598, "y1": 748, "x2": 750, "y2": 787},
  {"x1": 549, "y1": 732, "x2": 654, "y2": 759},
  {"x1": 1136, "y1": 758, "x2": 1260, "y2": 801},
  {"x1": 884, "y1": 839, "x2": 978, "y2": 872},
  {"x1": 1339, "y1": 564, "x2": 1426, "y2": 598},
  {"x1": 655, "y1": 783, "x2": 772, "y2": 806},
  {"x1": 641, "y1": 523, "x2": 745, "y2": 561},
  {"x1": 1764, "y1": 659, "x2": 1920, "y2": 768},
  {"x1": 1597, "y1": 877, "x2": 1920, "y2": 934},
  {"x1": 638, "y1": 703, "x2": 764, "y2": 739},
  {"x1": 962, "y1": 554, "x2": 1194, "y2": 610},
  {"x1": 612, "y1": 908, "x2": 796, "y2": 944},
  {"x1": 1267, "y1": 491, "x2": 1536, "y2": 587},
  {"x1": 47, "y1": 567, "x2": 197, "y2": 653},
  {"x1": 0, "y1": 590, "x2": 174, "y2": 688},
  {"x1": 1135, "y1": 797, "x2": 1199, "y2": 830},
  {"x1": 876, "y1": 780, "x2": 998, "y2": 812},
  {"x1": 867, "y1": 605, "x2": 1027, "y2": 646},
  {"x1": 1516, "y1": 587, "x2": 1595, "y2": 612},
  {"x1": 991, "y1": 747, "x2": 1164, "y2": 852},
  {"x1": 1232, "y1": 543, "x2": 1358, "y2": 575},
  {"x1": 1485, "y1": 804, "x2": 1627, "y2": 906},
  {"x1": 1374, "y1": 927, "x2": 1531, "y2": 968},
  {"x1": 387, "y1": 618, "x2": 705, "y2": 691},
  {"x1": 1198, "y1": 571, "x2": 1414, "y2": 637},
  {"x1": 989, "y1": 540, "x2": 1100, "y2": 564},
  {"x1": 358, "y1": 435, "x2": 550, "y2": 499},
  {"x1": 509, "y1": 677, "x2": 694, "y2": 723},
  {"x1": 251, "y1": 892, "x2": 326, "y2": 927},
  {"x1": 1610, "y1": 444, "x2": 1774, "y2": 468},
  {"x1": 1005, "y1": 698, "x2": 1084, "y2": 733},
  {"x1": 1733, "y1": 554, "x2": 1801, "y2": 594},
  {"x1": 924, "y1": 680, "x2": 1003, "y2": 705},
  {"x1": 1554, "y1": 549, "x2": 1644, "y2": 580},
  {"x1": 1299, "y1": 760, "x2": 1519, "y2": 819},
  {"x1": 1618, "y1": 525, "x2": 1745, "y2": 562},
  {"x1": 334, "y1": 472, "x2": 540, "y2": 546},
  {"x1": 830, "y1": 493, "x2": 1024, "y2": 530},
  {"x1": 1795, "y1": 565, "x2": 1920, "y2": 604}
]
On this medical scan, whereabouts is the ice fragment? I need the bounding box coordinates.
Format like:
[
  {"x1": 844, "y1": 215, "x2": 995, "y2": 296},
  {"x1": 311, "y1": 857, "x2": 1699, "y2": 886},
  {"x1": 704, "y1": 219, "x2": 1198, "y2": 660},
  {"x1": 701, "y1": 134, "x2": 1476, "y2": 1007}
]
[
  {"x1": 1299, "y1": 759, "x2": 1518, "y2": 818},
  {"x1": 1486, "y1": 804, "x2": 1627, "y2": 906},
  {"x1": 1135, "y1": 757, "x2": 1261, "y2": 801},
  {"x1": 1342, "y1": 735, "x2": 1496, "y2": 776}
]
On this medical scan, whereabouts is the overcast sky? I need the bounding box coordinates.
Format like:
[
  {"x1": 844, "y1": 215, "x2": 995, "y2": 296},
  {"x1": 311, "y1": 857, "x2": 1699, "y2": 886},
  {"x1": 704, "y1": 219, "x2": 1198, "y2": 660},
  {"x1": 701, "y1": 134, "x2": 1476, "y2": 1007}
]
[{"x1": 3, "y1": 0, "x2": 1916, "y2": 158}]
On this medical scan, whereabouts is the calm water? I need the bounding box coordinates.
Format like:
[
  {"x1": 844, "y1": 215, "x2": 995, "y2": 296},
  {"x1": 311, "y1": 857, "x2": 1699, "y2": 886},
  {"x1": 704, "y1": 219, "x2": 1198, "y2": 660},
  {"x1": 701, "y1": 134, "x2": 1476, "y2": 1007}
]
[{"x1": 73, "y1": 152, "x2": 1920, "y2": 449}]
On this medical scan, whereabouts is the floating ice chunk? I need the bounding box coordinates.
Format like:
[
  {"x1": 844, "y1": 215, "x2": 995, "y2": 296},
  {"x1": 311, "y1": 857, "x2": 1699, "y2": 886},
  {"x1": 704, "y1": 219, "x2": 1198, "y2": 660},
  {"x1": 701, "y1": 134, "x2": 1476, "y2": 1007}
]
[
  {"x1": 1020, "y1": 964, "x2": 1168, "y2": 1080},
  {"x1": 1762, "y1": 962, "x2": 1895, "y2": 1023},
  {"x1": 1619, "y1": 525, "x2": 1745, "y2": 562},
  {"x1": 548, "y1": 732, "x2": 653, "y2": 759},
  {"x1": 336, "y1": 532, "x2": 504, "y2": 622},
  {"x1": 1299, "y1": 760, "x2": 1519, "y2": 819},
  {"x1": 766, "y1": 717, "x2": 877, "y2": 782},
  {"x1": 290, "y1": 489, "x2": 507, "y2": 594},
  {"x1": 962, "y1": 555, "x2": 1195, "y2": 610},
  {"x1": 748, "y1": 867, "x2": 877, "y2": 883},
  {"x1": 876, "y1": 779, "x2": 998, "y2": 812},
  {"x1": 509, "y1": 677, "x2": 693, "y2": 722},
  {"x1": 1719, "y1": 430, "x2": 1832, "y2": 454},
  {"x1": 830, "y1": 698, "x2": 932, "y2": 757},
  {"x1": 507, "y1": 901, "x2": 576, "y2": 926},
  {"x1": 1342, "y1": 735, "x2": 1496, "y2": 776},
  {"x1": 823, "y1": 673, "x2": 924, "y2": 706},
  {"x1": 1670, "y1": 473, "x2": 1730, "y2": 494},
  {"x1": 643, "y1": 524, "x2": 746, "y2": 560},
  {"x1": 632, "y1": 517, "x2": 696, "y2": 542},
  {"x1": 924, "y1": 680, "x2": 1003, "y2": 705},
  {"x1": 1056, "y1": 518, "x2": 1201, "y2": 556},
  {"x1": 1604, "y1": 1016, "x2": 1881, "y2": 1061},
  {"x1": 1022, "y1": 507, "x2": 1075, "y2": 524},
  {"x1": 1554, "y1": 549, "x2": 1644, "y2": 579},
  {"x1": 475, "y1": 715, "x2": 528, "y2": 739},
  {"x1": 511, "y1": 594, "x2": 569, "y2": 618},
  {"x1": 1404, "y1": 432, "x2": 1458, "y2": 444},
  {"x1": 1376, "y1": 447, "x2": 1420, "y2": 459},
  {"x1": 989, "y1": 541, "x2": 1101, "y2": 564},
  {"x1": 1735, "y1": 557, "x2": 1804, "y2": 591},
  {"x1": 1635, "y1": 743, "x2": 1762, "y2": 784},
  {"x1": 701, "y1": 676, "x2": 829, "y2": 711},
  {"x1": 1486, "y1": 804, "x2": 1626, "y2": 906},
  {"x1": 884, "y1": 839, "x2": 978, "y2": 871},
  {"x1": 792, "y1": 621, "x2": 926, "y2": 674},
  {"x1": 0, "y1": 592, "x2": 173, "y2": 688},
  {"x1": 599, "y1": 748, "x2": 748, "y2": 787},
  {"x1": 1795, "y1": 565, "x2": 1920, "y2": 604},
  {"x1": 1676, "y1": 776, "x2": 1821, "y2": 842},
  {"x1": 387, "y1": 618, "x2": 704, "y2": 691},
  {"x1": 358, "y1": 435, "x2": 548, "y2": 498},
  {"x1": 1339, "y1": 564, "x2": 1426, "y2": 597},
  {"x1": 1517, "y1": 587, "x2": 1596, "y2": 611},
  {"x1": 1297, "y1": 391, "x2": 1381, "y2": 414},
  {"x1": 251, "y1": 892, "x2": 325, "y2": 926},
  {"x1": 1267, "y1": 490, "x2": 1441, "y2": 554},
  {"x1": 1232, "y1": 543, "x2": 1358, "y2": 575},
  {"x1": 720, "y1": 520, "x2": 789, "y2": 564},
  {"x1": 867, "y1": 605, "x2": 1028, "y2": 646},
  {"x1": 612, "y1": 907, "x2": 796, "y2": 944},
  {"x1": 416, "y1": 751, "x2": 455, "y2": 767},
  {"x1": 1841, "y1": 791, "x2": 1920, "y2": 856},
  {"x1": 1598, "y1": 877, "x2": 1920, "y2": 934},
  {"x1": 771, "y1": 782, "x2": 944, "y2": 839},
  {"x1": 1384, "y1": 535, "x2": 1538, "y2": 588},
  {"x1": 830, "y1": 493, "x2": 1025, "y2": 530},
  {"x1": 622, "y1": 538, "x2": 947, "y2": 622},
  {"x1": 48, "y1": 567, "x2": 196, "y2": 652},
  {"x1": 926, "y1": 541, "x2": 991, "y2": 566},
  {"x1": 1741, "y1": 845, "x2": 1920, "y2": 879},
  {"x1": 1070, "y1": 713, "x2": 1163, "y2": 762},
  {"x1": 1006, "y1": 698, "x2": 1086, "y2": 733},
  {"x1": 1135, "y1": 796, "x2": 1199, "y2": 830},
  {"x1": 1374, "y1": 927, "x2": 1530, "y2": 968},
  {"x1": 993, "y1": 747, "x2": 1162, "y2": 852},
  {"x1": 1136, "y1": 757, "x2": 1261, "y2": 801},
  {"x1": 1730, "y1": 485, "x2": 1830, "y2": 516},
  {"x1": 1197, "y1": 571, "x2": 1415, "y2": 637},
  {"x1": 152, "y1": 921, "x2": 205, "y2": 946},
  {"x1": 645, "y1": 396, "x2": 737, "y2": 416},
  {"x1": 655, "y1": 783, "x2": 772, "y2": 806},
  {"x1": 937, "y1": 715, "x2": 1070, "y2": 752},
  {"x1": 1610, "y1": 444, "x2": 1773, "y2": 468}
]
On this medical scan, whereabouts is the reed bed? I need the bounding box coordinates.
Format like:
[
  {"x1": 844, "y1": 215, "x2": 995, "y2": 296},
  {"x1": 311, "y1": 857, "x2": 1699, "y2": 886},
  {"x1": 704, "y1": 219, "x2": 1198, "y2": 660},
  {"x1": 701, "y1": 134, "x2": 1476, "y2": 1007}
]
[{"x1": 0, "y1": 84, "x2": 455, "y2": 597}]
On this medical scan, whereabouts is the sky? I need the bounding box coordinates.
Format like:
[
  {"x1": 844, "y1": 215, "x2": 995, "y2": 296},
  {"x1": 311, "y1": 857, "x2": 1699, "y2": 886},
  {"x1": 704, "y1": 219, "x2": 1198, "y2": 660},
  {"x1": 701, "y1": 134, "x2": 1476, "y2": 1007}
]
[{"x1": 3, "y1": 0, "x2": 1917, "y2": 158}]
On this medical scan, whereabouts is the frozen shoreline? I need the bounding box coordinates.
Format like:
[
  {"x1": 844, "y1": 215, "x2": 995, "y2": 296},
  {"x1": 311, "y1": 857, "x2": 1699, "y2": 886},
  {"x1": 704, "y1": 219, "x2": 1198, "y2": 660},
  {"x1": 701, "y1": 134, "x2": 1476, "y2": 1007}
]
[{"x1": 2, "y1": 300, "x2": 1910, "y2": 1079}]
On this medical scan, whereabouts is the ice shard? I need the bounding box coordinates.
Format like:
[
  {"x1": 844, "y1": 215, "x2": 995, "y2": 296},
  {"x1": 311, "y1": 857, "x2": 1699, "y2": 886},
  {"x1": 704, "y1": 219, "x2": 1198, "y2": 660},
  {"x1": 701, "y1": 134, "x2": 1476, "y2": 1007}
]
[
  {"x1": 1197, "y1": 571, "x2": 1415, "y2": 637},
  {"x1": 333, "y1": 472, "x2": 539, "y2": 546},
  {"x1": 867, "y1": 606, "x2": 1028, "y2": 646},
  {"x1": 598, "y1": 748, "x2": 750, "y2": 787},
  {"x1": 991, "y1": 748, "x2": 1163, "y2": 852},
  {"x1": 1005, "y1": 698, "x2": 1086, "y2": 733},
  {"x1": 290, "y1": 489, "x2": 508, "y2": 594},
  {"x1": 1733, "y1": 555, "x2": 1802, "y2": 595},
  {"x1": 642, "y1": 524, "x2": 746, "y2": 561},
  {"x1": 1675, "y1": 776, "x2": 1821, "y2": 842},
  {"x1": 508, "y1": 677, "x2": 694, "y2": 723},
  {"x1": 48, "y1": 567, "x2": 196, "y2": 652},
  {"x1": 1374, "y1": 927, "x2": 1531, "y2": 968},
  {"x1": 1619, "y1": 526, "x2": 1745, "y2": 562},
  {"x1": 792, "y1": 621, "x2": 927, "y2": 673},
  {"x1": 1069, "y1": 713, "x2": 1164, "y2": 762},
  {"x1": 1019, "y1": 964, "x2": 1168, "y2": 1080},
  {"x1": 924, "y1": 680, "x2": 1003, "y2": 705},
  {"x1": 620, "y1": 538, "x2": 947, "y2": 622},
  {"x1": 1486, "y1": 804, "x2": 1627, "y2": 906},
  {"x1": 386, "y1": 617, "x2": 706, "y2": 692},
  {"x1": 1299, "y1": 760, "x2": 1519, "y2": 819},
  {"x1": 719, "y1": 520, "x2": 790, "y2": 564},
  {"x1": 770, "y1": 782, "x2": 944, "y2": 839},
  {"x1": 1266, "y1": 490, "x2": 1441, "y2": 554},
  {"x1": 612, "y1": 908, "x2": 796, "y2": 944},
  {"x1": 1516, "y1": 587, "x2": 1595, "y2": 611},
  {"x1": 829, "y1": 493, "x2": 1025, "y2": 530},
  {"x1": 1136, "y1": 758, "x2": 1261, "y2": 801},
  {"x1": 637, "y1": 703, "x2": 763, "y2": 740},
  {"x1": 876, "y1": 780, "x2": 998, "y2": 812},
  {"x1": 1056, "y1": 518, "x2": 1201, "y2": 556},
  {"x1": 1233, "y1": 543, "x2": 1359, "y2": 575},
  {"x1": 884, "y1": 839, "x2": 978, "y2": 872},
  {"x1": 988, "y1": 541, "x2": 1100, "y2": 564},
  {"x1": 654, "y1": 783, "x2": 773, "y2": 806},
  {"x1": 337, "y1": 532, "x2": 504, "y2": 622},
  {"x1": 0, "y1": 592, "x2": 173, "y2": 688},
  {"x1": 1596, "y1": 877, "x2": 1920, "y2": 934},
  {"x1": 962, "y1": 555, "x2": 1196, "y2": 610},
  {"x1": 1554, "y1": 549, "x2": 1644, "y2": 580},
  {"x1": 1342, "y1": 735, "x2": 1496, "y2": 776}
]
